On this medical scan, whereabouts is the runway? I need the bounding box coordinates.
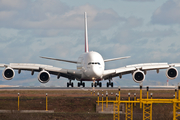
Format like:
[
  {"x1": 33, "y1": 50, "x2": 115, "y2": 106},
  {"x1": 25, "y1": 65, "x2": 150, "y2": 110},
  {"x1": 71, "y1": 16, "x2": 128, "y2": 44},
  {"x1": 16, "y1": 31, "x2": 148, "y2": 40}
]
[{"x1": 0, "y1": 86, "x2": 176, "y2": 90}]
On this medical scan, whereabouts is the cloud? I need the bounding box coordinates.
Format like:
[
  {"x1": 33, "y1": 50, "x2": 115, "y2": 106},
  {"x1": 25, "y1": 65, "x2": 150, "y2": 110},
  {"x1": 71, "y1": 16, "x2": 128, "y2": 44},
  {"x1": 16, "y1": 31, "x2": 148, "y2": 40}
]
[
  {"x1": 151, "y1": 0, "x2": 180, "y2": 25},
  {"x1": 123, "y1": 0, "x2": 155, "y2": 2},
  {"x1": 0, "y1": 1, "x2": 121, "y2": 31}
]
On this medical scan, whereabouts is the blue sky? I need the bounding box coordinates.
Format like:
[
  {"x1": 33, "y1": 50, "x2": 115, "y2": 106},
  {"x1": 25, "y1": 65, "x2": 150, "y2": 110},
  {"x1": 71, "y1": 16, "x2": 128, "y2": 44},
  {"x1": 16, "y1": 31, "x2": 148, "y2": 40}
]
[{"x1": 0, "y1": 0, "x2": 180, "y2": 87}]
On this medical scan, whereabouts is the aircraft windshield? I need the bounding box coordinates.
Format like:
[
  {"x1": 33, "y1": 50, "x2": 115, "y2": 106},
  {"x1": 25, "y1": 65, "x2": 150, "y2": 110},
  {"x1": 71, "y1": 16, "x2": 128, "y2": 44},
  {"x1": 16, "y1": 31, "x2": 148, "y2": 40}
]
[{"x1": 88, "y1": 62, "x2": 100, "y2": 65}]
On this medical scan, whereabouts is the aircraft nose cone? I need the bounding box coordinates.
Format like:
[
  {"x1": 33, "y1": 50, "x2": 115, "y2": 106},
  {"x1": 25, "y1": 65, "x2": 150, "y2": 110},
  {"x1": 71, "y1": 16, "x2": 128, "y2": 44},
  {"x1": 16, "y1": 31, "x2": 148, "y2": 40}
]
[{"x1": 92, "y1": 66, "x2": 103, "y2": 78}]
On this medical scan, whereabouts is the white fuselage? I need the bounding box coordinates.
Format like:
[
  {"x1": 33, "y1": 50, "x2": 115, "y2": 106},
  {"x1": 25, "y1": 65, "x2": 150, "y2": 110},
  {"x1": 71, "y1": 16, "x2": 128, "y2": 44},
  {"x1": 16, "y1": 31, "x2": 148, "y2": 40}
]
[{"x1": 77, "y1": 51, "x2": 104, "y2": 81}]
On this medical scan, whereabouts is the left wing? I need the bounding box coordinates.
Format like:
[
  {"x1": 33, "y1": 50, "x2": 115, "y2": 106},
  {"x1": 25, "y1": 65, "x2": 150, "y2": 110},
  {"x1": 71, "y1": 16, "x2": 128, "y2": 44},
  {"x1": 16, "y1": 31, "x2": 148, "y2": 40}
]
[
  {"x1": 0, "y1": 63, "x2": 82, "y2": 83},
  {"x1": 40, "y1": 56, "x2": 78, "y2": 64},
  {"x1": 103, "y1": 63, "x2": 180, "y2": 83}
]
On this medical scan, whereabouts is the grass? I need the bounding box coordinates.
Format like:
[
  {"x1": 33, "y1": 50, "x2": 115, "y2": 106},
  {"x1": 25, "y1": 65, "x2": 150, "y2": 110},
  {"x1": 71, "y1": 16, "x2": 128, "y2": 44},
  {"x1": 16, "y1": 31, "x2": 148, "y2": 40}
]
[{"x1": 0, "y1": 89, "x2": 178, "y2": 120}]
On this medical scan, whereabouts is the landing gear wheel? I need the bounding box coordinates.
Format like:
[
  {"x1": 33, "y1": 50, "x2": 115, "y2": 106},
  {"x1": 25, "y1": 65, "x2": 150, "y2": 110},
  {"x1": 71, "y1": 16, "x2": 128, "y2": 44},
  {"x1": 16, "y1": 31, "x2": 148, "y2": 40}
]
[
  {"x1": 91, "y1": 83, "x2": 93, "y2": 87},
  {"x1": 83, "y1": 82, "x2": 85, "y2": 87},
  {"x1": 72, "y1": 82, "x2": 74, "y2": 87},
  {"x1": 78, "y1": 83, "x2": 80, "y2": 87},
  {"x1": 107, "y1": 82, "x2": 109, "y2": 87},
  {"x1": 111, "y1": 82, "x2": 113, "y2": 87},
  {"x1": 67, "y1": 83, "x2": 69, "y2": 87},
  {"x1": 99, "y1": 82, "x2": 102, "y2": 87},
  {"x1": 95, "y1": 83, "x2": 97, "y2": 87}
]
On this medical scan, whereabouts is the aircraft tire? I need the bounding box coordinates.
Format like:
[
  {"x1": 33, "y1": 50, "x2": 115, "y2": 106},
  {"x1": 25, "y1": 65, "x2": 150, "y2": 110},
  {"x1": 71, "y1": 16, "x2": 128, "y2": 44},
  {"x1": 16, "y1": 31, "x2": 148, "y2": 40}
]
[
  {"x1": 95, "y1": 83, "x2": 97, "y2": 87},
  {"x1": 107, "y1": 83, "x2": 109, "y2": 87},
  {"x1": 67, "y1": 83, "x2": 69, "y2": 87},
  {"x1": 111, "y1": 82, "x2": 113, "y2": 87},
  {"x1": 72, "y1": 83, "x2": 74, "y2": 87},
  {"x1": 78, "y1": 83, "x2": 80, "y2": 87},
  {"x1": 83, "y1": 82, "x2": 85, "y2": 87},
  {"x1": 91, "y1": 83, "x2": 93, "y2": 87},
  {"x1": 99, "y1": 82, "x2": 102, "y2": 87}
]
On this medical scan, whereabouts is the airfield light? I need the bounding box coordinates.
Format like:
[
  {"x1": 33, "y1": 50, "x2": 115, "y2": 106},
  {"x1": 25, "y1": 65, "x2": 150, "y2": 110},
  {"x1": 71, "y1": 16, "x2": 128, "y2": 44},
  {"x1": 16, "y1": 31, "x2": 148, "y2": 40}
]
[
  {"x1": 46, "y1": 93, "x2": 48, "y2": 111},
  {"x1": 18, "y1": 93, "x2": 20, "y2": 111},
  {"x1": 134, "y1": 93, "x2": 136, "y2": 106}
]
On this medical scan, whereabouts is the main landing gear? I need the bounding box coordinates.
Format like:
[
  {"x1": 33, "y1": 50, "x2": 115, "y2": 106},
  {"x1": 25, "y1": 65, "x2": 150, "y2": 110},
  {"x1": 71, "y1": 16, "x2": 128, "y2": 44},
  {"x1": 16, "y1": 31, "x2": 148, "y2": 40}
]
[
  {"x1": 67, "y1": 80, "x2": 73, "y2": 87},
  {"x1": 107, "y1": 79, "x2": 113, "y2": 87},
  {"x1": 78, "y1": 81, "x2": 85, "y2": 87},
  {"x1": 91, "y1": 81, "x2": 102, "y2": 87}
]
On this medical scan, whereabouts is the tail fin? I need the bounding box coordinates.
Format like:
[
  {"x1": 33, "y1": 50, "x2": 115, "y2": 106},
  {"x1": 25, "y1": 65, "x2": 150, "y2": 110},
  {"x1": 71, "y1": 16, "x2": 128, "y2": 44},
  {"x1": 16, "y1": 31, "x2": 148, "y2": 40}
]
[{"x1": 84, "y1": 12, "x2": 89, "y2": 53}]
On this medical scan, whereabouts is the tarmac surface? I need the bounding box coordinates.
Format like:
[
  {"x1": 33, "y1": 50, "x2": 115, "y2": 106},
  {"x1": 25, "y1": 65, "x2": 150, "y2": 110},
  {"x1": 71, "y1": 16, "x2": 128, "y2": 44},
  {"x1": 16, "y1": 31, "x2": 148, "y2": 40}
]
[{"x1": 0, "y1": 86, "x2": 176, "y2": 90}]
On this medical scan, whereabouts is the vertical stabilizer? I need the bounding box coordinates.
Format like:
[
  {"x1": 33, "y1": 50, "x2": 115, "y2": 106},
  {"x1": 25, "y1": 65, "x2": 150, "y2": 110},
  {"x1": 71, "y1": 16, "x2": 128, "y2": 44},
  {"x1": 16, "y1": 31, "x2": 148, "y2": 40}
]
[{"x1": 84, "y1": 12, "x2": 89, "y2": 53}]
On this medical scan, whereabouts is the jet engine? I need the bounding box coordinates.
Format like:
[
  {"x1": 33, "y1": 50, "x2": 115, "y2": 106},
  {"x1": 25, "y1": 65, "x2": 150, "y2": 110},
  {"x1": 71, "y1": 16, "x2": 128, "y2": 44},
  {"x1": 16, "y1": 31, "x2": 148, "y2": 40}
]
[
  {"x1": 2, "y1": 67, "x2": 15, "y2": 80},
  {"x1": 38, "y1": 70, "x2": 50, "y2": 83},
  {"x1": 166, "y1": 67, "x2": 178, "y2": 80},
  {"x1": 132, "y1": 70, "x2": 145, "y2": 83}
]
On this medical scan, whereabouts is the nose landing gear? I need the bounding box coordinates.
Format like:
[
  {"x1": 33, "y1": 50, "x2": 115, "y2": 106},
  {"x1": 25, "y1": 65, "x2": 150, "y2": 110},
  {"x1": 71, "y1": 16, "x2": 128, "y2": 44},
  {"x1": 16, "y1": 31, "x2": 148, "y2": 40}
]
[{"x1": 91, "y1": 81, "x2": 102, "y2": 87}]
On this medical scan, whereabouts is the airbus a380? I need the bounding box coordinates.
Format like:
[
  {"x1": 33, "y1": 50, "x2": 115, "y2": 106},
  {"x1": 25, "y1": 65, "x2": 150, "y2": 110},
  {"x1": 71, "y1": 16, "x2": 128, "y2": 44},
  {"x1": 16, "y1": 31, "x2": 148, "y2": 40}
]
[{"x1": 1, "y1": 12, "x2": 180, "y2": 87}]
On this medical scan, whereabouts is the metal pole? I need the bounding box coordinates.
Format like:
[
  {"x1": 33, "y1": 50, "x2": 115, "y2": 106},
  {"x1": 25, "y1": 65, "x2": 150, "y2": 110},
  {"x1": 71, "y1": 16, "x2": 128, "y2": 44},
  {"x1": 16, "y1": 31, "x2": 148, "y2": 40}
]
[
  {"x1": 147, "y1": 86, "x2": 149, "y2": 99},
  {"x1": 18, "y1": 93, "x2": 20, "y2": 111},
  {"x1": 134, "y1": 93, "x2": 136, "y2": 106},
  {"x1": 116, "y1": 93, "x2": 118, "y2": 101},
  {"x1": 102, "y1": 94, "x2": 103, "y2": 112},
  {"x1": 97, "y1": 92, "x2": 99, "y2": 106},
  {"x1": 178, "y1": 86, "x2": 180, "y2": 107},
  {"x1": 175, "y1": 89, "x2": 177, "y2": 99},
  {"x1": 150, "y1": 93, "x2": 153, "y2": 99},
  {"x1": 46, "y1": 93, "x2": 48, "y2": 111},
  {"x1": 118, "y1": 88, "x2": 120, "y2": 120},
  {"x1": 106, "y1": 92, "x2": 108, "y2": 108},
  {"x1": 140, "y1": 85, "x2": 142, "y2": 109}
]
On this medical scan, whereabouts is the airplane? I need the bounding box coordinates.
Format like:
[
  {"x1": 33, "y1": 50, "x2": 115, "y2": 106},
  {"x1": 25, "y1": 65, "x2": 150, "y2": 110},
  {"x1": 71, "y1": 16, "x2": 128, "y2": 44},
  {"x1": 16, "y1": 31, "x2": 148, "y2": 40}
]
[{"x1": 0, "y1": 12, "x2": 180, "y2": 88}]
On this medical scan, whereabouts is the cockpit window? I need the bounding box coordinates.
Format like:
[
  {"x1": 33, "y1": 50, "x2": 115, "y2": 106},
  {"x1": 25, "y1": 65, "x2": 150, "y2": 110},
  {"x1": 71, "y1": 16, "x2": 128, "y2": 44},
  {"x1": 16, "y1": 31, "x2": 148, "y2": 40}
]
[{"x1": 88, "y1": 62, "x2": 101, "y2": 65}]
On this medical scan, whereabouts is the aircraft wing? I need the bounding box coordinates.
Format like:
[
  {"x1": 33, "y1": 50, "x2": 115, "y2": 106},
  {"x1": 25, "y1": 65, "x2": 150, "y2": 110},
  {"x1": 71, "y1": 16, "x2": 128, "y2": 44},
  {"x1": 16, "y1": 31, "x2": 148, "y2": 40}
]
[
  {"x1": 0, "y1": 63, "x2": 82, "y2": 80},
  {"x1": 103, "y1": 63, "x2": 180, "y2": 81}
]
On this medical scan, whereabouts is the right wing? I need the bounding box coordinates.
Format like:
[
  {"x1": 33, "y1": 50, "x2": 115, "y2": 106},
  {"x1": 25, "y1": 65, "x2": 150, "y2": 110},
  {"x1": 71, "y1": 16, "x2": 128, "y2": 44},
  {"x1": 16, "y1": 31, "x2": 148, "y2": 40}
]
[
  {"x1": 0, "y1": 63, "x2": 82, "y2": 82},
  {"x1": 103, "y1": 63, "x2": 180, "y2": 83},
  {"x1": 104, "y1": 56, "x2": 131, "y2": 62}
]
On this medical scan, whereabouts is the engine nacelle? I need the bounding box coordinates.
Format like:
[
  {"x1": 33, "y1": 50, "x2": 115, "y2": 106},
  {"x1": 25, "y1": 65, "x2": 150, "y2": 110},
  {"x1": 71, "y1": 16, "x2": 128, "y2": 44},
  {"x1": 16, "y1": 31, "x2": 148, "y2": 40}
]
[
  {"x1": 38, "y1": 70, "x2": 50, "y2": 83},
  {"x1": 132, "y1": 70, "x2": 145, "y2": 83},
  {"x1": 166, "y1": 67, "x2": 178, "y2": 80},
  {"x1": 2, "y1": 67, "x2": 15, "y2": 80}
]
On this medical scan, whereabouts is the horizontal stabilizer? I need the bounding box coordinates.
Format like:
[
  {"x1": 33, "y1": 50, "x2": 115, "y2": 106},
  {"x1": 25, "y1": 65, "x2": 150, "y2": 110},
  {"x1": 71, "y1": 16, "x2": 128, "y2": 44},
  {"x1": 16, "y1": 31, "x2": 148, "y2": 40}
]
[
  {"x1": 104, "y1": 56, "x2": 131, "y2": 62},
  {"x1": 40, "y1": 56, "x2": 78, "y2": 64}
]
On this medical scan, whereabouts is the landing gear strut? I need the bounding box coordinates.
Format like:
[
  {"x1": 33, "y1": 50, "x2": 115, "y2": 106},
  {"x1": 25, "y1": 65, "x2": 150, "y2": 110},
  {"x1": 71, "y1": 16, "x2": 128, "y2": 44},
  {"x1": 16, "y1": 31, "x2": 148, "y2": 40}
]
[
  {"x1": 67, "y1": 80, "x2": 73, "y2": 87},
  {"x1": 91, "y1": 81, "x2": 102, "y2": 87},
  {"x1": 78, "y1": 81, "x2": 85, "y2": 87},
  {"x1": 107, "y1": 79, "x2": 113, "y2": 87}
]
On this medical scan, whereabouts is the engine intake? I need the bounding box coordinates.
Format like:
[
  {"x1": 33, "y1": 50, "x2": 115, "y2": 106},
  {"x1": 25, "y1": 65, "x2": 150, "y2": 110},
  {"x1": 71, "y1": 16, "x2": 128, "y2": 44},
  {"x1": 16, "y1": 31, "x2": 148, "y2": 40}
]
[
  {"x1": 2, "y1": 67, "x2": 15, "y2": 80},
  {"x1": 166, "y1": 67, "x2": 178, "y2": 80},
  {"x1": 132, "y1": 70, "x2": 145, "y2": 83},
  {"x1": 38, "y1": 70, "x2": 50, "y2": 83}
]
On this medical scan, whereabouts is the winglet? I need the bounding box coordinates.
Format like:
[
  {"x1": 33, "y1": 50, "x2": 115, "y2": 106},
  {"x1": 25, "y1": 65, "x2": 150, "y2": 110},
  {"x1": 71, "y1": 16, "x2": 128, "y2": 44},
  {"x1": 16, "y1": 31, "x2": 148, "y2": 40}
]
[{"x1": 84, "y1": 12, "x2": 89, "y2": 53}]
